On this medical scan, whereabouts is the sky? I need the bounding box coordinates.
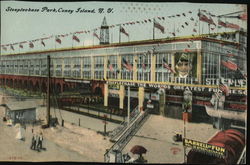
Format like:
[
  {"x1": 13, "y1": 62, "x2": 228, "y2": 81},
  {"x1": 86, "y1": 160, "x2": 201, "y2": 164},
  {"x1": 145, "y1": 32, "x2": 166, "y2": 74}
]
[{"x1": 0, "y1": 1, "x2": 247, "y2": 54}]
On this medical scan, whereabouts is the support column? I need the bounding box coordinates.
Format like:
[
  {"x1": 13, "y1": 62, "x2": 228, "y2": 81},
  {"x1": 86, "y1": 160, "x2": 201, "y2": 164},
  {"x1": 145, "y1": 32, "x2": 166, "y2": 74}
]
[
  {"x1": 159, "y1": 90, "x2": 166, "y2": 116},
  {"x1": 133, "y1": 55, "x2": 138, "y2": 81},
  {"x1": 117, "y1": 55, "x2": 122, "y2": 80},
  {"x1": 80, "y1": 57, "x2": 83, "y2": 79},
  {"x1": 104, "y1": 56, "x2": 107, "y2": 80},
  {"x1": 91, "y1": 56, "x2": 94, "y2": 79},
  {"x1": 151, "y1": 54, "x2": 156, "y2": 82},
  {"x1": 104, "y1": 83, "x2": 108, "y2": 106},
  {"x1": 119, "y1": 85, "x2": 125, "y2": 109},
  {"x1": 171, "y1": 53, "x2": 175, "y2": 83},
  {"x1": 138, "y1": 87, "x2": 145, "y2": 111},
  {"x1": 62, "y1": 58, "x2": 65, "y2": 77},
  {"x1": 197, "y1": 43, "x2": 202, "y2": 84}
]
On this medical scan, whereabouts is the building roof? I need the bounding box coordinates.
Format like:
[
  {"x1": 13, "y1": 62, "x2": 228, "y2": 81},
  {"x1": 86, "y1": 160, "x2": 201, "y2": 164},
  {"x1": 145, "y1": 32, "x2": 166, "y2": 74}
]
[
  {"x1": 2, "y1": 31, "x2": 242, "y2": 57},
  {"x1": 6, "y1": 100, "x2": 37, "y2": 111}
]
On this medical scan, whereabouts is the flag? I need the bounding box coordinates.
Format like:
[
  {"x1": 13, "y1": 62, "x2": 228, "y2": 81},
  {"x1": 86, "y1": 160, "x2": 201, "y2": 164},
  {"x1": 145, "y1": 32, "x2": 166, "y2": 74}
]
[
  {"x1": 218, "y1": 20, "x2": 227, "y2": 27},
  {"x1": 225, "y1": 22, "x2": 240, "y2": 30},
  {"x1": 221, "y1": 60, "x2": 238, "y2": 71},
  {"x1": 239, "y1": 13, "x2": 247, "y2": 20},
  {"x1": 73, "y1": 35, "x2": 80, "y2": 42},
  {"x1": 184, "y1": 48, "x2": 191, "y2": 52},
  {"x1": 55, "y1": 37, "x2": 61, "y2": 44},
  {"x1": 122, "y1": 58, "x2": 133, "y2": 71},
  {"x1": 163, "y1": 57, "x2": 175, "y2": 73},
  {"x1": 107, "y1": 60, "x2": 114, "y2": 72},
  {"x1": 219, "y1": 83, "x2": 229, "y2": 96},
  {"x1": 227, "y1": 53, "x2": 235, "y2": 57},
  {"x1": 154, "y1": 20, "x2": 165, "y2": 33},
  {"x1": 10, "y1": 45, "x2": 14, "y2": 50},
  {"x1": 93, "y1": 31, "x2": 100, "y2": 40},
  {"x1": 19, "y1": 44, "x2": 23, "y2": 48},
  {"x1": 41, "y1": 40, "x2": 45, "y2": 47},
  {"x1": 198, "y1": 12, "x2": 216, "y2": 25},
  {"x1": 120, "y1": 26, "x2": 129, "y2": 37}
]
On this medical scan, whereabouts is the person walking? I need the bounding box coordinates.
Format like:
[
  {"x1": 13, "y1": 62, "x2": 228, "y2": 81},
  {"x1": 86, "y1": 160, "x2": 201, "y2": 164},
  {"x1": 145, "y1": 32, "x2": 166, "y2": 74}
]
[
  {"x1": 37, "y1": 132, "x2": 43, "y2": 150},
  {"x1": 30, "y1": 134, "x2": 36, "y2": 150}
]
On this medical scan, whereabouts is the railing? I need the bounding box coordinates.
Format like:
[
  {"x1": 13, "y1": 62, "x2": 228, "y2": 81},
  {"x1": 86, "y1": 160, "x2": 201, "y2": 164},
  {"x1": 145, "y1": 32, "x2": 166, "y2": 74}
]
[
  {"x1": 237, "y1": 146, "x2": 246, "y2": 164},
  {"x1": 109, "y1": 106, "x2": 140, "y2": 141},
  {"x1": 104, "y1": 108, "x2": 149, "y2": 162}
]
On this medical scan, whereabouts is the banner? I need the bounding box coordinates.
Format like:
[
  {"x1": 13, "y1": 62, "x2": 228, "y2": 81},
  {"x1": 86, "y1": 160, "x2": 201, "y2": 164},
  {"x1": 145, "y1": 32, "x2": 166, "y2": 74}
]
[
  {"x1": 174, "y1": 52, "x2": 197, "y2": 78},
  {"x1": 183, "y1": 138, "x2": 227, "y2": 158}
]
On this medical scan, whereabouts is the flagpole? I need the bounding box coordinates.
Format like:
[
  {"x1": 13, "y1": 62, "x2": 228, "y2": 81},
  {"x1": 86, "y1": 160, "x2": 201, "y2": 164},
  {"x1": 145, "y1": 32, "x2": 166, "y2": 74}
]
[
  {"x1": 119, "y1": 25, "x2": 121, "y2": 43},
  {"x1": 92, "y1": 31, "x2": 94, "y2": 46},
  {"x1": 54, "y1": 36, "x2": 56, "y2": 50},
  {"x1": 198, "y1": 9, "x2": 201, "y2": 35},
  {"x1": 208, "y1": 24, "x2": 210, "y2": 35},
  {"x1": 153, "y1": 19, "x2": 155, "y2": 40},
  {"x1": 72, "y1": 34, "x2": 74, "y2": 49}
]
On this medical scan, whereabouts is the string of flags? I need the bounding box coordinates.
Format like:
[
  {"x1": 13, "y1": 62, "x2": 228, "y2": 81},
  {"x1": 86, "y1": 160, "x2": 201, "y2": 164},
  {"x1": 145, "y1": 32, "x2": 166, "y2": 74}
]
[{"x1": 1, "y1": 9, "x2": 246, "y2": 51}]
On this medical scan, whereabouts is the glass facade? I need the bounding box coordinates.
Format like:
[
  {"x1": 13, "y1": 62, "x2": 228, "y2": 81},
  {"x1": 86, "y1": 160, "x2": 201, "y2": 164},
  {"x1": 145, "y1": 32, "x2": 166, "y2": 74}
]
[
  {"x1": 107, "y1": 56, "x2": 118, "y2": 79},
  {"x1": 137, "y1": 53, "x2": 151, "y2": 81},
  {"x1": 0, "y1": 35, "x2": 246, "y2": 87},
  {"x1": 82, "y1": 57, "x2": 91, "y2": 79},
  {"x1": 156, "y1": 52, "x2": 172, "y2": 82},
  {"x1": 94, "y1": 56, "x2": 104, "y2": 80},
  {"x1": 121, "y1": 55, "x2": 133, "y2": 80}
]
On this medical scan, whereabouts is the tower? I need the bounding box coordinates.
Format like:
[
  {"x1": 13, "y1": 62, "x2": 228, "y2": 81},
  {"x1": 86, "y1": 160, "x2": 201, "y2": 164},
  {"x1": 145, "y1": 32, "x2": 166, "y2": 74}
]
[{"x1": 100, "y1": 17, "x2": 110, "y2": 45}]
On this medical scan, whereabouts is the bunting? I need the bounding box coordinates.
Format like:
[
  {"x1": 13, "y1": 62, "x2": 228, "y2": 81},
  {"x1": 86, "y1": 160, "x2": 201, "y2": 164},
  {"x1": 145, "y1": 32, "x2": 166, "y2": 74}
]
[
  {"x1": 29, "y1": 42, "x2": 34, "y2": 48},
  {"x1": 2, "y1": 46, "x2": 7, "y2": 51},
  {"x1": 10, "y1": 45, "x2": 14, "y2": 50},
  {"x1": 41, "y1": 40, "x2": 45, "y2": 47},
  {"x1": 93, "y1": 31, "x2": 100, "y2": 40}
]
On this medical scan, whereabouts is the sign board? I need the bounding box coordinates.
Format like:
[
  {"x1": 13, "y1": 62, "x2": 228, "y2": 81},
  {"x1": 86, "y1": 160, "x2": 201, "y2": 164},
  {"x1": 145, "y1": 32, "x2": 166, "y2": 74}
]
[
  {"x1": 64, "y1": 79, "x2": 90, "y2": 84},
  {"x1": 151, "y1": 93, "x2": 159, "y2": 101},
  {"x1": 147, "y1": 104, "x2": 154, "y2": 109},
  {"x1": 183, "y1": 138, "x2": 227, "y2": 158}
]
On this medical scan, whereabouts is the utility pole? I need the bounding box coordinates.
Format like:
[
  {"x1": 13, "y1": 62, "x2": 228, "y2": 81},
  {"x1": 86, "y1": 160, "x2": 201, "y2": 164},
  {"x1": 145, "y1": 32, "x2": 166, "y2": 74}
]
[
  {"x1": 127, "y1": 86, "x2": 130, "y2": 125},
  {"x1": 46, "y1": 55, "x2": 51, "y2": 127}
]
